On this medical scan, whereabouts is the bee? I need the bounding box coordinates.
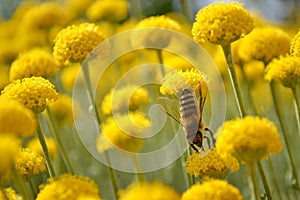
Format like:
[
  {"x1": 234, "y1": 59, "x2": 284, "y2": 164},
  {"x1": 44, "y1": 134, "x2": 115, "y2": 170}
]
[{"x1": 157, "y1": 82, "x2": 215, "y2": 153}]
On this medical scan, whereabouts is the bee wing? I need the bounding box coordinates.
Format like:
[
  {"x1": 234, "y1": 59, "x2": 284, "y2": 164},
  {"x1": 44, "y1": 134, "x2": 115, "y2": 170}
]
[
  {"x1": 196, "y1": 81, "x2": 208, "y2": 115},
  {"x1": 156, "y1": 97, "x2": 181, "y2": 125}
]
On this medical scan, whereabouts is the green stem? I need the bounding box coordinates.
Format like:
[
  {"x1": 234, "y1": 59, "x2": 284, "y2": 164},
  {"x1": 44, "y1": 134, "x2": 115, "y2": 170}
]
[
  {"x1": 156, "y1": 49, "x2": 165, "y2": 77},
  {"x1": 12, "y1": 168, "x2": 31, "y2": 200},
  {"x1": 105, "y1": 151, "x2": 119, "y2": 200},
  {"x1": 46, "y1": 108, "x2": 75, "y2": 174},
  {"x1": 257, "y1": 161, "x2": 273, "y2": 200},
  {"x1": 28, "y1": 179, "x2": 37, "y2": 199},
  {"x1": 180, "y1": 0, "x2": 193, "y2": 22},
  {"x1": 270, "y1": 82, "x2": 300, "y2": 189},
  {"x1": 246, "y1": 163, "x2": 260, "y2": 200},
  {"x1": 291, "y1": 86, "x2": 300, "y2": 130},
  {"x1": 222, "y1": 44, "x2": 273, "y2": 199},
  {"x1": 132, "y1": 155, "x2": 145, "y2": 183},
  {"x1": 36, "y1": 117, "x2": 56, "y2": 178},
  {"x1": 221, "y1": 44, "x2": 247, "y2": 117}
]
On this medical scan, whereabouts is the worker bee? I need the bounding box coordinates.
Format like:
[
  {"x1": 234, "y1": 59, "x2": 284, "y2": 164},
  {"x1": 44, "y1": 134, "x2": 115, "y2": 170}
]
[{"x1": 157, "y1": 82, "x2": 215, "y2": 153}]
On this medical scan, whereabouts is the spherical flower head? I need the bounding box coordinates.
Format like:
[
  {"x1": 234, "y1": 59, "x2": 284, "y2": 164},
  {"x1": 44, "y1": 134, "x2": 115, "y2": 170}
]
[
  {"x1": 48, "y1": 94, "x2": 75, "y2": 125},
  {"x1": 265, "y1": 56, "x2": 300, "y2": 88},
  {"x1": 9, "y1": 48, "x2": 58, "y2": 82},
  {"x1": 192, "y1": 2, "x2": 254, "y2": 46},
  {"x1": 87, "y1": 0, "x2": 129, "y2": 22},
  {"x1": 36, "y1": 174, "x2": 101, "y2": 200},
  {"x1": 53, "y1": 23, "x2": 105, "y2": 66},
  {"x1": 0, "y1": 64, "x2": 9, "y2": 90},
  {"x1": 216, "y1": 116, "x2": 282, "y2": 164},
  {"x1": 132, "y1": 15, "x2": 181, "y2": 49},
  {"x1": 185, "y1": 149, "x2": 239, "y2": 180},
  {"x1": 160, "y1": 68, "x2": 208, "y2": 96},
  {"x1": 97, "y1": 112, "x2": 151, "y2": 153},
  {"x1": 238, "y1": 26, "x2": 291, "y2": 64},
  {"x1": 60, "y1": 63, "x2": 80, "y2": 91},
  {"x1": 21, "y1": 2, "x2": 65, "y2": 30},
  {"x1": 0, "y1": 98, "x2": 37, "y2": 137},
  {"x1": 163, "y1": 54, "x2": 194, "y2": 71},
  {"x1": 0, "y1": 134, "x2": 21, "y2": 178},
  {"x1": 182, "y1": 180, "x2": 243, "y2": 200},
  {"x1": 15, "y1": 148, "x2": 46, "y2": 177},
  {"x1": 119, "y1": 181, "x2": 181, "y2": 200},
  {"x1": 1, "y1": 76, "x2": 59, "y2": 113},
  {"x1": 27, "y1": 137, "x2": 57, "y2": 158},
  {"x1": 243, "y1": 60, "x2": 265, "y2": 82},
  {"x1": 290, "y1": 29, "x2": 300, "y2": 57},
  {"x1": 101, "y1": 85, "x2": 150, "y2": 116}
]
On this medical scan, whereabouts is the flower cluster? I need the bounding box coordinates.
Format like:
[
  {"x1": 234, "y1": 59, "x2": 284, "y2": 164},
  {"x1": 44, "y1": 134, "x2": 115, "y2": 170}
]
[{"x1": 192, "y1": 2, "x2": 254, "y2": 46}]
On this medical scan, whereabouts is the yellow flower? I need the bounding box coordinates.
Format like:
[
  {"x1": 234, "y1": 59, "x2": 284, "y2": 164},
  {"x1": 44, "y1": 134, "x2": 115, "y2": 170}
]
[
  {"x1": 9, "y1": 48, "x2": 58, "y2": 82},
  {"x1": 15, "y1": 148, "x2": 46, "y2": 177},
  {"x1": 63, "y1": 0, "x2": 94, "y2": 21},
  {"x1": 60, "y1": 63, "x2": 80, "y2": 91},
  {"x1": 21, "y1": 2, "x2": 65, "y2": 30},
  {"x1": 160, "y1": 68, "x2": 207, "y2": 96},
  {"x1": 192, "y1": 2, "x2": 254, "y2": 46},
  {"x1": 290, "y1": 29, "x2": 300, "y2": 57},
  {"x1": 216, "y1": 116, "x2": 282, "y2": 164},
  {"x1": 238, "y1": 26, "x2": 291, "y2": 64},
  {"x1": 1, "y1": 76, "x2": 59, "y2": 113},
  {"x1": 97, "y1": 112, "x2": 151, "y2": 153},
  {"x1": 265, "y1": 56, "x2": 300, "y2": 88},
  {"x1": 101, "y1": 85, "x2": 150, "y2": 116},
  {"x1": 0, "y1": 98, "x2": 37, "y2": 137},
  {"x1": 119, "y1": 181, "x2": 181, "y2": 200},
  {"x1": 53, "y1": 23, "x2": 105, "y2": 66},
  {"x1": 163, "y1": 53, "x2": 194, "y2": 71},
  {"x1": 132, "y1": 15, "x2": 181, "y2": 48},
  {"x1": 243, "y1": 60, "x2": 265, "y2": 82},
  {"x1": 0, "y1": 134, "x2": 21, "y2": 179},
  {"x1": 87, "y1": 0, "x2": 129, "y2": 22},
  {"x1": 0, "y1": 64, "x2": 9, "y2": 90},
  {"x1": 0, "y1": 187, "x2": 21, "y2": 200},
  {"x1": 36, "y1": 174, "x2": 101, "y2": 200},
  {"x1": 182, "y1": 180, "x2": 243, "y2": 200},
  {"x1": 48, "y1": 94, "x2": 75, "y2": 125},
  {"x1": 185, "y1": 149, "x2": 239, "y2": 180},
  {"x1": 27, "y1": 137, "x2": 57, "y2": 158}
]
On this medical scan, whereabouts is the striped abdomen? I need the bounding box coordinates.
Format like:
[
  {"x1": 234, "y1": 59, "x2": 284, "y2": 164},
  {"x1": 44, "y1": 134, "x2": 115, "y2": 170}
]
[{"x1": 179, "y1": 89, "x2": 200, "y2": 144}]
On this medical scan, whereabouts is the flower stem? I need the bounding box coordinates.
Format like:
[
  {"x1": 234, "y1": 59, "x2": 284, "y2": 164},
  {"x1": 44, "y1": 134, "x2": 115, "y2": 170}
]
[
  {"x1": 257, "y1": 161, "x2": 273, "y2": 200},
  {"x1": 132, "y1": 155, "x2": 145, "y2": 183},
  {"x1": 270, "y1": 82, "x2": 300, "y2": 189},
  {"x1": 36, "y1": 116, "x2": 56, "y2": 178},
  {"x1": 46, "y1": 108, "x2": 75, "y2": 174},
  {"x1": 221, "y1": 44, "x2": 247, "y2": 117},
  {"x1": 28, "y1": 179, "x2": 37, "y2": 199},
  {"x1": 105, "y1": 151, "x2": 119, "y2": 200},
  {"x1": 222, "y1": 44, "x2": 273, "y2": 199},
  {"x1": 156, "y1": 49, "x2": 165, "y2": 77},
  {"x1": 12, "y1": 168, "x2": 31, "y2": 200},
  {"x1": 180, "y1": 0, "x2": 193, "y2": 22},
  {"x1": 291, "y1": 86, "x2": 300, "y2": 131},
  {"x1": 246, "y1": 162, "x2": 260, "y2": 200}
]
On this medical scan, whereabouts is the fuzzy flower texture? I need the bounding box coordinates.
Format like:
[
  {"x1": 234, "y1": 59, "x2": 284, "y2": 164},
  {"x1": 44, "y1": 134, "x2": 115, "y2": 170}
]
[
  {"x1": 185, "y1": 149, "x2": 239, "y2": 180},
  {"x1": 160, "y1": 68, "x2": 207, "y2": 96},
  {"x1": 192, "y1": 2, "x2": 254, "y2": 46},
  {"x1": 53, "y1": 23, "x2": 105, "y2": 66},
  {"x1": 36, "y1": 174, "x2": 101, "y2": 200},
  {"x1": 265, "y1": 56, "x2": 300, "y2": 88},
  {"x1": 216, "y1": 116, "x2": 282, "y2": 164},
  {"x1": 1, "y1": 76, "x2": 58, "y2": 113},
  {"x1": 182, "y1": 180, "x2": 243, "y2": 200}
]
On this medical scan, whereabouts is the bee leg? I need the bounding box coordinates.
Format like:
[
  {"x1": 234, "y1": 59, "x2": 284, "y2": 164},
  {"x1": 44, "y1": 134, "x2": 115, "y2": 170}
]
[
  {"x1": 203, "y1": 136, "x2": 211, "y2": 149},
  {"x1": 204, "y1": 128, "x2": 216, "y2": 146},
  {"x1": 190, "y1": 143, "x2": 200, "y2": 153}
]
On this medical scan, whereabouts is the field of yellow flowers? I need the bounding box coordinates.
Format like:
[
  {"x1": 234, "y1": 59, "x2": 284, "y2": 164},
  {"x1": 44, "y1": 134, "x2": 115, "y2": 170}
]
[{"x1": 0, "y1": 0, "x2": 300, "y2": 200}]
